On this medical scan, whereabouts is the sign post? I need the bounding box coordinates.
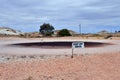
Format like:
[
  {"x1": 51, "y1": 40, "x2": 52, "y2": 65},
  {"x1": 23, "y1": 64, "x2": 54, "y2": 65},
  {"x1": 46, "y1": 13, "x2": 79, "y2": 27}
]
[
  {"x1": 71, "y1": 42, "x2": 84, "y2": 58},
  {"x1": 71, "y1": 47, "x2": 74, "y2": 58}
]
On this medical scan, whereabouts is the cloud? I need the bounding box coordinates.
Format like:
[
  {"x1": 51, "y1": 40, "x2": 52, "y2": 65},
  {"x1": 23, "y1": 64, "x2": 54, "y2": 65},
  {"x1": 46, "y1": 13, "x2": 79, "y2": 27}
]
[{"x1": 0, "y1": 0, "x2": 120, "y2": 32}]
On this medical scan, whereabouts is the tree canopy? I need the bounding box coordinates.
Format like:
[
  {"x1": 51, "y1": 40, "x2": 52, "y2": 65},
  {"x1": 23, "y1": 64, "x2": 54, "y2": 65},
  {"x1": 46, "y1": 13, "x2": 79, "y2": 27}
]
[{"x1": 39, "y1": 23, "x2": 55, "y2": 37}]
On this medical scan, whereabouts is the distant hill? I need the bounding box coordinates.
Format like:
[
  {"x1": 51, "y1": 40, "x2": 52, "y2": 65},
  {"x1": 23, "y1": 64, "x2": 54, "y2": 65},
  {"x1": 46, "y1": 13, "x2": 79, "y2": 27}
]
[
  {"x1": 97, "y1": 30, "x2": 110, "y2": 34},
  {"x1": 0, "y1": 27, "x2": 24, "y2": 36}
]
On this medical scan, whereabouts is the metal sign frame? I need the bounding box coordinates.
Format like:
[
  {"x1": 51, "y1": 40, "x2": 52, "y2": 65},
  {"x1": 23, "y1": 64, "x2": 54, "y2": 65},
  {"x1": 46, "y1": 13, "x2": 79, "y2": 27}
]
[
  {"x1": 71, "y1": 42, "x2": 84, "y2": 58},
  {"x1": 72, "y1": 42, "x2": 84, "y2": 48}
]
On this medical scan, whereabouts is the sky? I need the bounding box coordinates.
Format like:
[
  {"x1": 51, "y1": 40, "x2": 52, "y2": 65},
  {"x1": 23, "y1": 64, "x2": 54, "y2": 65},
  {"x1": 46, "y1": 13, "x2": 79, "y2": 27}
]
[{"x1": 0, "y1": 0, "x2": 120, "y2": 33}]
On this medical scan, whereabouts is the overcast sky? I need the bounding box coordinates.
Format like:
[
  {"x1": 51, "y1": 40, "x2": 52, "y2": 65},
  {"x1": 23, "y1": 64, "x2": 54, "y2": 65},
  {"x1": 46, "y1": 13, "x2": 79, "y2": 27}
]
[{"x1": 0, "y1": 0, "x2": 120, "y2": 33}]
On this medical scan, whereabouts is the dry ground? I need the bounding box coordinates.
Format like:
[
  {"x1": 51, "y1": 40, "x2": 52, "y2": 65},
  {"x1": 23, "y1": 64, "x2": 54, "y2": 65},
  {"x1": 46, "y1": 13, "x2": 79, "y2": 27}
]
[
  {"x1": 0, "y1": 53, "x2": 120, "y2": 80},
  {"x1": 0, "y1": 37, "x2": 120, "y2": 80}
]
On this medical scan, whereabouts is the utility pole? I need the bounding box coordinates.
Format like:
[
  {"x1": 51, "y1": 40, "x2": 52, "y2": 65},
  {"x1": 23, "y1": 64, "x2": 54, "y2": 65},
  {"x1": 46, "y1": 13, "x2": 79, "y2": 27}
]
[{"x1": 79, "y1": 24, "x2": 81, "y2": 35}]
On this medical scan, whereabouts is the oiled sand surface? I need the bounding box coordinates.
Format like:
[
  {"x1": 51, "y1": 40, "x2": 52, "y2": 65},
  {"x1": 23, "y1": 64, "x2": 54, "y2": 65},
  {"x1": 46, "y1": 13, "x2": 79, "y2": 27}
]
[{"x1": 0, "y1": 38, "x2": 120, "y2": 56}]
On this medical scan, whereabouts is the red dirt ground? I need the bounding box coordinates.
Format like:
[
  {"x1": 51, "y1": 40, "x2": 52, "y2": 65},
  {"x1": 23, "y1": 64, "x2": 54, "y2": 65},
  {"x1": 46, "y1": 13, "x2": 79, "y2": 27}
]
[{"x1": 0, "y1": 53, "x2": 120, "y2": 80}]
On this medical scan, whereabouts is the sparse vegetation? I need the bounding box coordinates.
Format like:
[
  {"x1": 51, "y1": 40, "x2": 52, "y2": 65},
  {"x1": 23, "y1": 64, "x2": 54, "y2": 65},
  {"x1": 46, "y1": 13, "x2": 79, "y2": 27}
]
[
  {"x1": 21, "y1": 55, "x2": 27, "y2": 58},
  {"x1": 91, "y1": 34, "x2": 102, "y2": 37},
  {"x1": 24, "y1": 76, "x2": 34, "y2": 80},
  {"x1": 29, "y1": 55, "x2": 35, "y2": 58},
  {"x1": 104, "y1": 35, "x2": 112, "y2": 39}
]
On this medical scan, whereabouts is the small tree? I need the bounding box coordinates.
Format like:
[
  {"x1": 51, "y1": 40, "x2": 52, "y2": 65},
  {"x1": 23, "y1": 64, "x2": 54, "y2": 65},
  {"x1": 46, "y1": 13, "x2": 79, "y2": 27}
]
[
  {"x1": 39, "y1": 23, "x2": 55, "y2": 37},
  {"x1": 57, "y1": 29, "x2": 71, "y2": 37}
]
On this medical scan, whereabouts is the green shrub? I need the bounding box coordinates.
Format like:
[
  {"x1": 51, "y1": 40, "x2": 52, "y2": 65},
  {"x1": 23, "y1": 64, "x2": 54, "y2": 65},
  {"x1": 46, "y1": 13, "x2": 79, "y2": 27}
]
[{"x1": 57, "y1": 29, "x2": 71, "y2": 37}]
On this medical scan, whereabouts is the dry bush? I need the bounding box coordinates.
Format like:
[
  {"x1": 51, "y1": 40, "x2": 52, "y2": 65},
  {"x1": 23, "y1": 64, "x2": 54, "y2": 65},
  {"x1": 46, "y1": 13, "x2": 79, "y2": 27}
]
[{"x1": 24, "y1": 76, "x2": 34, "y2": 80}]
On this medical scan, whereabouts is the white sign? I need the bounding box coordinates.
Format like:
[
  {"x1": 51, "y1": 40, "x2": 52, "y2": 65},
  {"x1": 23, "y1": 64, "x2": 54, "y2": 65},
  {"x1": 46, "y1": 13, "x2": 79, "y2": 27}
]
[{"x1": 72, "y1": 42, "x2": 84, "y2": 48}]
